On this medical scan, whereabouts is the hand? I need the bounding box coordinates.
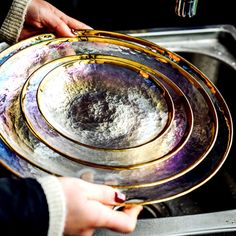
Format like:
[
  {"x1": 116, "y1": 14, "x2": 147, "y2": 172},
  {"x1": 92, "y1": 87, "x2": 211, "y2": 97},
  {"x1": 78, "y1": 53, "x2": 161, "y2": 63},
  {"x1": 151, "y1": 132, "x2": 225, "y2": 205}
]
[
  {"x1": 59, "y1": 177, "x2": 143, "y2": 236},
  {"x1": 19, "y1": 0, "x2": 92, "y2": 40}
]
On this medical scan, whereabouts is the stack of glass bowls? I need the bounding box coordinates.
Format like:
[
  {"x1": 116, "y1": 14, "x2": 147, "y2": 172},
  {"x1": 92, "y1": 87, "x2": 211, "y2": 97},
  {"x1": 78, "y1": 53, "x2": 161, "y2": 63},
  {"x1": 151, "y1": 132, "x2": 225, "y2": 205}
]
[{"x1": 0, "y1": 30, "x2": 233, "y2": 205}]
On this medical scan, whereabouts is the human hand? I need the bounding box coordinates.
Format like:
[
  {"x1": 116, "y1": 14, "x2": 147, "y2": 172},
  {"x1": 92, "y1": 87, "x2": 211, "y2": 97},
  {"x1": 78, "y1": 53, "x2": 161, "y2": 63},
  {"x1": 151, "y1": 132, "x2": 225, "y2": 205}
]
[
  {"x1": 59, "y1": 177, "x2": 143, "y2": 236},
  {"x1": 19, "y1": 0, "x2": 92, "y2": 40}
]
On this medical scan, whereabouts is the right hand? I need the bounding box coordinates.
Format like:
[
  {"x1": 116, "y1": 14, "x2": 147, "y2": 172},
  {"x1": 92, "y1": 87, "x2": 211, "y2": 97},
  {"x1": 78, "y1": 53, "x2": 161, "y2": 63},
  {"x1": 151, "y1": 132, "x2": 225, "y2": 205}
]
[{"x1": 59, "y1": 177, "x2": 143, "y2": 236}]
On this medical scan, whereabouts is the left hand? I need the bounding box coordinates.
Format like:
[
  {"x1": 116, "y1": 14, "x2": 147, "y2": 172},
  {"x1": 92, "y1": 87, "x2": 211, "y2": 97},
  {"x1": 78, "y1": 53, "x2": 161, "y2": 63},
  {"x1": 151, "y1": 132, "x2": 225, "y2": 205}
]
[{"x1": 19, "y1": 0, "x2": 92, "y2": 40}]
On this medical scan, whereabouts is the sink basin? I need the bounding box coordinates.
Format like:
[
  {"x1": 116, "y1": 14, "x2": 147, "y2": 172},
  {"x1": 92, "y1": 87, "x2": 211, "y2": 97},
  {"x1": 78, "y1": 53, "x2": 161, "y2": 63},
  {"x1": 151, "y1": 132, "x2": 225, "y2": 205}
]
[
  {"x1": 95, "y1": 25, "x2": 236, "y2": 235},
  {"x1": 1, "y1": 25, "x2": 236, "y2": 235}
]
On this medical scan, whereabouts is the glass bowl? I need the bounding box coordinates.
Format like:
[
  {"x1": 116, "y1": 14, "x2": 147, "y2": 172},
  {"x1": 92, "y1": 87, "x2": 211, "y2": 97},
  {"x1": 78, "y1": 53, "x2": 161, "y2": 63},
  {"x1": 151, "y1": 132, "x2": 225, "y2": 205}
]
[
  {"x1": 0, "y1": 30, "x2": 232, "y2": 205},
  {"x1": 21, "y1": 54, "x2": 193, "y2": 167}
]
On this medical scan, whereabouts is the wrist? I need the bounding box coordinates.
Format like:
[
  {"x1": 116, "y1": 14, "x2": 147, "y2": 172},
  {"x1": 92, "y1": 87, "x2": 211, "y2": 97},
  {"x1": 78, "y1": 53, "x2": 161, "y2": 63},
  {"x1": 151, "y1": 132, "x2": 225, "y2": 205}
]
[{"x1": 36, "y1": 175, "x2": 66, "y2": 236}]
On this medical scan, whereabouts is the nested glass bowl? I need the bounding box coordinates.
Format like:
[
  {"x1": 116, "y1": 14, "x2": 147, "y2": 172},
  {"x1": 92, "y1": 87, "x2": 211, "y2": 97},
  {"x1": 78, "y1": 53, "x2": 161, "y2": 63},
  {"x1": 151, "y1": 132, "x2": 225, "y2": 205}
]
[{"x1": 0, "y1": 30, "x2": 233, "y2": 205}]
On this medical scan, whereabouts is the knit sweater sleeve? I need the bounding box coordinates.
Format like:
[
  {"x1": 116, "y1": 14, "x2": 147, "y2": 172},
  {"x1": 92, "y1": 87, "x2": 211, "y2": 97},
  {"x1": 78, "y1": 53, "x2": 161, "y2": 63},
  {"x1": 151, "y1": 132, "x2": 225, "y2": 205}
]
[
  {"x1": 36, "y1": 176, "x2": 66, "y2": 236},
  {"x1": 0, "y1": 0, "x2": 31, "y2": 44},
  {"x1": 0, "y1": 176, "x2": 66, "y2": 236}
]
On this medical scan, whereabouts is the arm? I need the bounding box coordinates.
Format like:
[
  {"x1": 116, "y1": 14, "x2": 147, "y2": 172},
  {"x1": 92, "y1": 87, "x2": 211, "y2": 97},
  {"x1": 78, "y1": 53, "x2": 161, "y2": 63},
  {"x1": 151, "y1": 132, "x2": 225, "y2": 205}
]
[
  {"x1": 0, "y1": 176, "x2": 142, "y2": 236},
  {"x1": 0, "y1": 177, "x2": 49, "y2": 236},
  {"x1": 39, "y1": 176, "x2": 143, "y2": 236}
]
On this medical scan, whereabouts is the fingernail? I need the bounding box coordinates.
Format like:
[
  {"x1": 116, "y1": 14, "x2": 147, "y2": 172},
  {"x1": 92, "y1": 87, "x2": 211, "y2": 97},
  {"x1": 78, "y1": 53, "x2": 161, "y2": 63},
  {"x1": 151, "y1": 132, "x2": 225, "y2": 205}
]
[
  {"x1": 71, "y1": 29, "x2": 79, "y2": 35},
  {"x1": 115, "y1": 191, "x2": 126, "y2": 203}
]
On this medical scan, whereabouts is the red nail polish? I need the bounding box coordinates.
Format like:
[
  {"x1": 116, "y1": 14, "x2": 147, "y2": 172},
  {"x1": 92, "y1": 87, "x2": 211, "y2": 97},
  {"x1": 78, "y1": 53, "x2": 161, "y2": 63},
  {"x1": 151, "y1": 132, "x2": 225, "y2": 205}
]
[{"x1": 115, "y1": 191, "x2": 126, "y2": 203}]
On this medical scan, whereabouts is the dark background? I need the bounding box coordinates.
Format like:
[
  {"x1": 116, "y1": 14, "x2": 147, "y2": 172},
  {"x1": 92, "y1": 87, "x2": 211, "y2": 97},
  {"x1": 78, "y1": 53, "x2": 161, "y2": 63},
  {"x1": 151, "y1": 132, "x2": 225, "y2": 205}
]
[{"x1": 48, "y1": 0, "x2": 236, "y2": 31}]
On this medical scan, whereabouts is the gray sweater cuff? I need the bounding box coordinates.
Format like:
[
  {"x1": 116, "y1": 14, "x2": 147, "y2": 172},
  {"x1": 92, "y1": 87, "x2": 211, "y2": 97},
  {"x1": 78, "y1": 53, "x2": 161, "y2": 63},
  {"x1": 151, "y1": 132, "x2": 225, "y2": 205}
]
[
  {"x1": 0, "y1": 0, "x2": 31, "y2": 44},
  {"x1": 36, "y1": 176, "x2": 66, "y2": 236}
]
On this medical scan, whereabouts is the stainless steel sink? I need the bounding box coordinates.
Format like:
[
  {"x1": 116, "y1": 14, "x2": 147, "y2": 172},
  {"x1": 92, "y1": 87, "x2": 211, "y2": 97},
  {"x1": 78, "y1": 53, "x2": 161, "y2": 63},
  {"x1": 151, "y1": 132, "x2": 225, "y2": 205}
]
[
  {"x1": 1, "y1": 24, "x2": 236, "y2": 235},
  {"x1": 95, "y1": 25, "x2": 236, "y2": 235}
]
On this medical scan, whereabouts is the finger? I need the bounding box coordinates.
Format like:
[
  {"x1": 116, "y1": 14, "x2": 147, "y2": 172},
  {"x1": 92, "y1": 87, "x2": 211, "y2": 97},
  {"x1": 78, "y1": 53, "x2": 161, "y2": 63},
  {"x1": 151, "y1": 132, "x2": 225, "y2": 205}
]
[
  {"x1": 44, "y1": 13, "x2": 90, "y2": 38},
  {"x1": 61, "y1": 14, "x2": 93, "y2": 30},
  {"x1": 52, "y1": 8, "x2": 93, "y2": 32},
  {"x1": 78, "y1": 179, "x2": 126, "y2": 205},
  {"x1": 79, "y1": 170, "x2": 94, "y2": 182},
  {"x1": 80, "y1": 229, "x2": 95, "y2": 236},
  {"x1": 93, "y1": 204, "x2": 143, "y2": 233},
  {"x1": 123, "y1": 205, "x2": 144, "y2": 219},
  {"x1": 47, "y1": 1, "x2": 93, "y2": 31},
  {"x1": 44, "y1": 16, "x2": 77, "y2": 37}
]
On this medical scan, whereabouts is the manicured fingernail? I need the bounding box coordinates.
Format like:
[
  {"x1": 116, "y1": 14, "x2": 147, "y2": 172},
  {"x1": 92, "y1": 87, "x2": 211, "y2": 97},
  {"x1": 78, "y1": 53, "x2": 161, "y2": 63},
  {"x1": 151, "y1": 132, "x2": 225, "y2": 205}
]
[
  {"x1": 71, "y1": 29, "x2": 79, "y2": 35},
  {"x1": 115, "y1": 191, "x2": 126, "y2": 203}
]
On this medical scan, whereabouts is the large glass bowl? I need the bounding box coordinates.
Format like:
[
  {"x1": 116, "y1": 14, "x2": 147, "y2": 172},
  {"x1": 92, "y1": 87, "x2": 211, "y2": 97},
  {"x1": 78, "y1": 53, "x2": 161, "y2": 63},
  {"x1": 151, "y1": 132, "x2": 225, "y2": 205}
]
[{"x1": 0, "y1": 30, "x2": 233, "y2": 205}]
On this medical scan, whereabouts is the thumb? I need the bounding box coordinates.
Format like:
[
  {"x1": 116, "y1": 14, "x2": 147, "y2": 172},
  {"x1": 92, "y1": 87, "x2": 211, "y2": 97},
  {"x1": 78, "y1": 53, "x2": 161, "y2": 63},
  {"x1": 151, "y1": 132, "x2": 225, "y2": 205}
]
[{"x1": 93, "y1": 204, "x2": 143, "y2": 233}]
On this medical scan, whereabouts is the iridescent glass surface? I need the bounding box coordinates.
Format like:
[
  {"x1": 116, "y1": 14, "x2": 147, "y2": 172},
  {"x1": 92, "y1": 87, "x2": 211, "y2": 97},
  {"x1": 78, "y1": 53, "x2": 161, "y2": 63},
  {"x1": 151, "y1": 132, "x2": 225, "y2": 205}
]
[{"x1": 0, "y1": 31, "x2": 232, "y2": 205}]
